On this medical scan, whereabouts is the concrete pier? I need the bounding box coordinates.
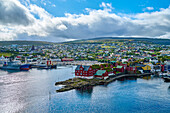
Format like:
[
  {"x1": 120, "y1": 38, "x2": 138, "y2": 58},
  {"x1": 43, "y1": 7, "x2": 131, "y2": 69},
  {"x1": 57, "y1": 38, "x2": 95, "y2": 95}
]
[{"x1": 105, "y1": 73, "x2": 152, "y2": 84}]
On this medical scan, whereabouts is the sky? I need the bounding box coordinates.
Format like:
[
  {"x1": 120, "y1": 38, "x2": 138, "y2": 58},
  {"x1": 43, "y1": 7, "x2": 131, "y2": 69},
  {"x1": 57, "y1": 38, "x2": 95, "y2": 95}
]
[{"x1": 0, "y1": 0, "x2": 170, "y2": 42}]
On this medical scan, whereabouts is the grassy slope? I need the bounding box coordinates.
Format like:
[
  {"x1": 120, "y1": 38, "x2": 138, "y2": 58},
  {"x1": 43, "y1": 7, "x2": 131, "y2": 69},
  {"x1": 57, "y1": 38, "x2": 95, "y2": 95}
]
[{"x1": 0, "y1": 53, "x2": 12, "y2": 57}]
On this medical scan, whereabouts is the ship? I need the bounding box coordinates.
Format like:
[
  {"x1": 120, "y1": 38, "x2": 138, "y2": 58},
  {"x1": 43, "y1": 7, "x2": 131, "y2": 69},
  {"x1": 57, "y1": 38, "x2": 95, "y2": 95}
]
[
  {"x1": 163, "y1": 77, "x2": 170, "y2": 82},
  {"x1": 0, "y1": 61, "x2": 30, "y2": 71},
  {"x1": 30, "y1": 60, "x2": 57, "y2": 69}
]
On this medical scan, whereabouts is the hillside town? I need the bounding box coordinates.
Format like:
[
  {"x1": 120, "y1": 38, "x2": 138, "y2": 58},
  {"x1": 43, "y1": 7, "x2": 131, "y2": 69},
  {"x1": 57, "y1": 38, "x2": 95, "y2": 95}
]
[{"x1": 0, "y1": 39, "x2": 170, "y2": 79}]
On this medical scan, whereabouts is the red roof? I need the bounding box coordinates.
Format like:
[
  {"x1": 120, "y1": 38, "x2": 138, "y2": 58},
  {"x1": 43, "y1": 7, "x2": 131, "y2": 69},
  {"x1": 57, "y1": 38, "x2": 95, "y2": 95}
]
[
  {"x1": 16, "y1": 56, "x2": 21, "y2": 58},
  {"x1": 62, "y1": 58, "x2": 74, "y2": 61}
]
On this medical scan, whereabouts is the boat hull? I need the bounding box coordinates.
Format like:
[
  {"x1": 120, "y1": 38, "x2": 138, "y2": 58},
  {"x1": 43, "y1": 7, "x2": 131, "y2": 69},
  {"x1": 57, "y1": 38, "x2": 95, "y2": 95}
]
[
  {"x1": 20, "y1": 64, "x2": 30, "y2": 71},
  {"x1": 163, "y1": 77, "x2": 170, "y2": 82},
  {"x1": 31, "y1": 64, "x2": 57, "y2": 69},
  {"x1": 0, "y1": 64, "x2": 30, "y2": 71}
]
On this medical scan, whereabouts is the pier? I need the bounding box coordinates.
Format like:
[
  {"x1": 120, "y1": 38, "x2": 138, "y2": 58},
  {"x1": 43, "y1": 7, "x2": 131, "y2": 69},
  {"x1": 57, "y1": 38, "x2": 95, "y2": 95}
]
[{"x1": 105, "y1": 73, "x2": 152, "y2": 84}]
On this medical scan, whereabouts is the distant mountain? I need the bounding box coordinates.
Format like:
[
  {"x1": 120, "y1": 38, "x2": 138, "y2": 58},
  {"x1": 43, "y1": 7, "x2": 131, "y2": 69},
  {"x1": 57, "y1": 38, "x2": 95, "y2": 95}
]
[
  {"x1": 0, "y1": 37, "x2": 169, "y2": 46},
  {"x1": 0, "y1": 41, "x2": 55, "y2": 46},
  {"x1": 63, "y1": 37, "x2": 170, "y2": 45}
]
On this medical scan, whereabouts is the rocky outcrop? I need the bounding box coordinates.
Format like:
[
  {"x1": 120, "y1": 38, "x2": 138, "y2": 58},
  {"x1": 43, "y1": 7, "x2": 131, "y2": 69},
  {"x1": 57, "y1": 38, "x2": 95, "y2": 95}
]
[
  {"x1": 55, "y1": 73, "x2": 151, "y2": 92},
  {"x1": 55, "y1": 78, "x2": 105, "y2": 92}
]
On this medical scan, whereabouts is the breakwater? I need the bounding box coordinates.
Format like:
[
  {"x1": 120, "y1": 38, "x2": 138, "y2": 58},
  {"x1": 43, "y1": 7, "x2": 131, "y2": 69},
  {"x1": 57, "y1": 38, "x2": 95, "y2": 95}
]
[{"x1": 55, "y1": 73, "x2": 152, "y2": 92}]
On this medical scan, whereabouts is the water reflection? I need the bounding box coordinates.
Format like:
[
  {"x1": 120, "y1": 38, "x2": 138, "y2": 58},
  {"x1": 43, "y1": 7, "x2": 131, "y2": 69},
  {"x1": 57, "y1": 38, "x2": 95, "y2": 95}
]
[
  {"x1": 0, "y1": 67, "x2": 170, "y2": 113},
  {"x1": 75, "y1": 86, "x2": 93, "y2": 98},
  {"x1": 0, "y1": 69, "x2": 29, "y2": 74},
  {"x1": 142, "y1": 76, "x2": 151, "y2": 80},
  {"x1": 117, "y1": 77, "x2": 137, "y2": 82}
]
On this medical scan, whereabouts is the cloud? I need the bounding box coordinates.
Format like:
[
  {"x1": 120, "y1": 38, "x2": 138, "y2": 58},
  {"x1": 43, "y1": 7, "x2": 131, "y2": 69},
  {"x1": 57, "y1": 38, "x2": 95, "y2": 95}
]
[
  {"x1": 0, "y1": 1, "x2": 170, "y2": 41},
  {"x1": 99, "y1": 2, "x2": 114, "y2": 10},
  {"x1": 143, "y1": 7, "x2": 154, "y2": 11},
  {"x1": 147, "y1": 7, "x2": 154, "y2": 10},
  {"x1": 0, "y1": 0, "x2": 34, "y2": 26}
]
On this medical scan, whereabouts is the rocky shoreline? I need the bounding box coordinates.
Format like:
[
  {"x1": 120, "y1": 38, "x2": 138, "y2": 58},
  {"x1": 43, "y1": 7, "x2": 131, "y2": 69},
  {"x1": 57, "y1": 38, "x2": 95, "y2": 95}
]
[
  {"x1": 55, "y1": 78, "x2": 106, "y2": 92},
  {"x1": 55, "y1": 73, "x2": 151, "y2": 92}
]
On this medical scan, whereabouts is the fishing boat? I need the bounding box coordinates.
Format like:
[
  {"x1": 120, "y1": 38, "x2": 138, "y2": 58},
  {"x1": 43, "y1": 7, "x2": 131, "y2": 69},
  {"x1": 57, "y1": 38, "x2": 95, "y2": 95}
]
[
  {"x1": 163, "y1": 77, "x2": 170, "y2": 82},
  {"x1": 30, "y1": 60, "x2": 57, "y2": 69},
  {"x1": 0, "y1": 61, "x2": 30, "y2": 71},
  {"x1": 163, "y1": 72, "x2": 170, "y2": 82},
  {"x1": 37, "y1": 64, "x2": 57, "y2": 69}
]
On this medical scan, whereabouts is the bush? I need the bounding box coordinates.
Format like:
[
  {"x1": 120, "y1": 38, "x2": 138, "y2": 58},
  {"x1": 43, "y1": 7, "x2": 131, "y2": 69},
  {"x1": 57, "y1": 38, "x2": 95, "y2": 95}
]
[
  {"x1": 136, "y1": 70, "x2": 141, "y2": 74},
  {"x1": 102, "y1": 67, "x2": 112, "y2": 72},
  {"x1": 92, "y1": 64, "x2": 100, "y2": 69}
]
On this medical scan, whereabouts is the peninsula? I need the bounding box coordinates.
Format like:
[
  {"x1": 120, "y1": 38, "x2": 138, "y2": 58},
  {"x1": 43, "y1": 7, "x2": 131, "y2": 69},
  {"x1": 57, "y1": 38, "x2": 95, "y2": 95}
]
[{"x1": 55, "y1": 73, "x2": 151, "y2": 92}]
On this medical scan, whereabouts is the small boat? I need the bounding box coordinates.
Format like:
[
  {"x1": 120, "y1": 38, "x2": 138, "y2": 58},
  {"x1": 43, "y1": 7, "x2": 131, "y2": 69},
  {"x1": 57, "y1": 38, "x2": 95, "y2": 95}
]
[
  {"x1": 38, "y1": 65, "x2": 57, "y2": 69},
  {"x1": 31, "y1": 63, "x2": 57, "y2": 69},
  {"x1": 163, "y1": 77, "x2": 170, "y2": 82},
  {"x1": 38, "y1": 66, "x2": 51, "y2": 69},
  {"x1": 163, "y1": 73, "x2": 170, "y2": 82},
  {"x1": 159, "y1": 72, "x2": 168, "y2": 78}
]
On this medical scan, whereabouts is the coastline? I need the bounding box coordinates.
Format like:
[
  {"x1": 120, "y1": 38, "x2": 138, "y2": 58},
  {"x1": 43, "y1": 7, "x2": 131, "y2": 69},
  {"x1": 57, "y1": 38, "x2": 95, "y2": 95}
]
[{"x1": 55, "y1": 73, "x2": 152, "y2": 92}]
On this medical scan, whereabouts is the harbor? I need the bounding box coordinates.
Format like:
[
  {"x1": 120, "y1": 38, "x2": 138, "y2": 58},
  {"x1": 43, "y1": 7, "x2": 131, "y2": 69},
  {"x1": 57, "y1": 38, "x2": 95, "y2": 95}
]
[
  {"x1": 0, "y1": 0, "x2": 170, "y2": 112},
  {"x1": 0, "y1": 66, "x2": 169, "y2": 113}
]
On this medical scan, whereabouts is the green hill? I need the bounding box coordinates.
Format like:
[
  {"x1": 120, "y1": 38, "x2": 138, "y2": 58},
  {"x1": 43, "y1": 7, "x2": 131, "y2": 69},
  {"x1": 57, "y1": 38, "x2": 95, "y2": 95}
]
[
  {"x1": 0, "y1": 41, "x2": 55, "y2": 46},
  {"x1": 63, "y1": 37, "x2": 170, "y2": 45}
]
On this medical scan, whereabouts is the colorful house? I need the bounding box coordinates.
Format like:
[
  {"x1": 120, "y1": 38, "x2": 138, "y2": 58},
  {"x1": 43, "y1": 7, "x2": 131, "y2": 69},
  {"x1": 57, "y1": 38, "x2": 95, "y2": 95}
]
[
  {"x1": 94, "y1": 70, "x2": 108, "y2": 79},
  {"x1": 75, "y1": 65, "x2": 93, "y2": 79},
  {"x1": 92, "y1": 65, "x2": 101, "y2": 74},
  {"x1": 110, "y1": 61, "x2": 118, "y2": 66},
  {"x1": 120, "y1": 63, "x2": 127, "y2": 70},
  {"x1": 126, "y1": 66, "x2": 137, "y2": 73},
  {"x1": 142, "y1": 65, "x2": 151, "y2": 73},
  {"x1": 116, "y1": 65, "x2": 124, "y2": 72}
]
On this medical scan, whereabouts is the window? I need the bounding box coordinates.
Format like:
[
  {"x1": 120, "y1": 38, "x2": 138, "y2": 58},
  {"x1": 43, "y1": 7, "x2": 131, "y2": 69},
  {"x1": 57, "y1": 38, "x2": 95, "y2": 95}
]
[{"x1": 77, "y1": 73, "x2": 79, "y2": 75}]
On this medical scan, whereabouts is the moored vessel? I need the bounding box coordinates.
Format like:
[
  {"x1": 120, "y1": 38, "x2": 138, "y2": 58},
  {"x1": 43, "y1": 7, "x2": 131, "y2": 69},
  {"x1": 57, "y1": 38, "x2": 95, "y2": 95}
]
[{"x1": 0, "y1": 61, "x2": 30, "y2": 71}]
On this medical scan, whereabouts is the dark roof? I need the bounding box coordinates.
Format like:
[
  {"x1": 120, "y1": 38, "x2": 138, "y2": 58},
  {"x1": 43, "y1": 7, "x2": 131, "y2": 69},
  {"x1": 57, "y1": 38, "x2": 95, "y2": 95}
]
[
  {"x1": 116, "y1": 66, "x2": 123, "y2": 68},
  {"x1": 137, "y1": 67, "x2": 143, "y2": 70},
  {"x1": 75, "y1": 65, "x2": 81, "y2": 70},
  {"x1": 83, "y1": 66, "x2": 90, "y2": 71},
  {"x1": 94, "y1": 70, "x2": 106, "y2": 76},
  {"x1": 111, "y1": 61, "x2": 117, "y2": 63},
  {"x1": 75, "y1": 65, "x2": 91, "y2": 71},
  {"x1": 136, "y1": 64, "x2": 146, "y2": 67}
]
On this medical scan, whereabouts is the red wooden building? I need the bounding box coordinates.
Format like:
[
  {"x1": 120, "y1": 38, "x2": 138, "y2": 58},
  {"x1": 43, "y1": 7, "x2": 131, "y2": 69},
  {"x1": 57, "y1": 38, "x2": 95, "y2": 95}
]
[
  {"x1": 120, "y1": 63, "x2": 127, "y2": 70},
  {"x1": 94, "y1": 70, "x2": 108, "y2": 79},
  {"x1": 116, "y1": 66, "x2": 124, "y2": 72},
  {"x1": 93, "y1": 68, "x2": 99, "y2": 74},
  {"x1": 126, "y1": 66, "x2": 137, "y2": 73},
  {"x1": 75, "y1": 65, "x2": 93, "y2": 78}
]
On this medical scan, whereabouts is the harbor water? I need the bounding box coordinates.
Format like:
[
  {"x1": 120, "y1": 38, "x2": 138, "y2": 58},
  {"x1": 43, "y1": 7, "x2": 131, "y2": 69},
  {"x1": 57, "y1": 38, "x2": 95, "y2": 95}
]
[{"x1": 0, "y1": 66, "x2": 170, "y2": 113}]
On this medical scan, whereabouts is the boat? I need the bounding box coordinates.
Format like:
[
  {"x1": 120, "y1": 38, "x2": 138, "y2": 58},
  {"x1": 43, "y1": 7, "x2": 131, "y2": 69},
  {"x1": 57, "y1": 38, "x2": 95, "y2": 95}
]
[
  {"x1": 159, "y1": 72, "x2": 168, "y2": 78},
  {"x1": 38, "y1": 65, "x2": 57, "y2": 69},
  {"x1": 163, "y1": 73, "x2": 170, "y2": 82},
  {"x1": 0, "y1": 61, "x2": 30, "y2": 71},
  {"x1": 163, "y1": 77, "x2": 170, "y2": 82},
  {"x1": 30, "y1": 61, "x2": 57, "y2": 69},
  {"x1": 0, "y1": 55, "x2": 8, "y2": 64}
]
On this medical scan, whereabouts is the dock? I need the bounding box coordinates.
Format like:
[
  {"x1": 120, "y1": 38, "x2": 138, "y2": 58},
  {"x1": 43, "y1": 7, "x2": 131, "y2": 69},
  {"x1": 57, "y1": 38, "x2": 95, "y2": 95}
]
[{"x1": 105, "y1": 73, "x2": 152, "y2": 84}]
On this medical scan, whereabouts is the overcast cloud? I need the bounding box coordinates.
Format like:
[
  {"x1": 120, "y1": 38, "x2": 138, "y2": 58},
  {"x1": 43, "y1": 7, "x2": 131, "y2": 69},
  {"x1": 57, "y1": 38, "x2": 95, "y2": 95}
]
[{"x1": 0, "y1": 0, "x2": 169, "y2": 42}]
